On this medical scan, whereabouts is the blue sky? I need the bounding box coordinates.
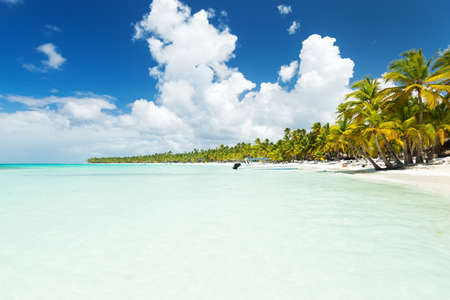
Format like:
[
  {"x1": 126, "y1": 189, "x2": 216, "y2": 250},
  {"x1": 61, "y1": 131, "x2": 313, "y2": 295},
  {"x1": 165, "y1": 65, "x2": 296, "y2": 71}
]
[{"x1": 0, "y1": 0, "x2": 449, "y2": 162}]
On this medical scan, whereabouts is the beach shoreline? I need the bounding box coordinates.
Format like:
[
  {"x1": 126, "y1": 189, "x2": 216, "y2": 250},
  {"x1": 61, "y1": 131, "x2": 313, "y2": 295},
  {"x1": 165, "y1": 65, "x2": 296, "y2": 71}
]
[
  {"x1": 86, "y1": 159, "x2": 450, "y2": 197},
  {"x1": 255, "y1": 158, "x2": 450, "y2": 197},
  {"x1": 201, "y1": 158, "x2": 449, "y2": 197},
  {"x1": 346, "y1": 166, "x2": 450, "y2": 197}
]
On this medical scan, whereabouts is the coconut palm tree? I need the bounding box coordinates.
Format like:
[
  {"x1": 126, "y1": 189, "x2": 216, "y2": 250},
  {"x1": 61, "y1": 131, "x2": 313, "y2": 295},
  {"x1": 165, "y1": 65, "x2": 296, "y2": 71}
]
[
  {"x1": 338, "y1": 76, "x2": 380, "y2": 122},
  {"x1": 340, "y1": 76, "x2": 405, "y2": 168},
  {"x1": 382, "y1": 49, "x2": 450, "y2": 163},
  {"x1": 432, "y1": 48, "x2": 450, "y2": 74},
  {"x1": 326, "y1": 116, "x2": 383, "y2": 170},
  {"x1": 385, "y1": 99, "x2": 419, "y2": 165},
  {"x1": 432, "y1": 48, "x2": 450, "y2": 105},
  {"x1": 358, "y1": 103, "x2": 397, "y2": 168},
  {"x1": 425, "y1": 103, "x2": 450, "y2": 160}
]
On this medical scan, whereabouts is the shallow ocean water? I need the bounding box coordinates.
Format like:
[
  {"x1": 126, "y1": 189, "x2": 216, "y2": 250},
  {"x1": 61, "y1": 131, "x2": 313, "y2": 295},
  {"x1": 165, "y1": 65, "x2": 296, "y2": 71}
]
[{"x1": 1, "y1": 164, "x2": 449, "y2": 300}]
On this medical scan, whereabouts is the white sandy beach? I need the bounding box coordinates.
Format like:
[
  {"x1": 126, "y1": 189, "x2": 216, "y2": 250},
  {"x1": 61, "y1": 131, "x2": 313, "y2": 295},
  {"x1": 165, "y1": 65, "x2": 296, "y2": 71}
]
[
  {"x1": 287, "y1": 158, "x2": 450, "y2": 197},
  {"x1": 346, "y1": 164, "x2": 450, "y2": 196}
]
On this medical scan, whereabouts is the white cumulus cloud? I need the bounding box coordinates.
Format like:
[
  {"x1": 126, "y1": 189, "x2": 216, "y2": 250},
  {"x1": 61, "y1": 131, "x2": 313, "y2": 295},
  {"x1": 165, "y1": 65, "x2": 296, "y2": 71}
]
[
  {"x1": 22, "y1": 43, "x2": 66, "y2": 72},
  {"x1": 37, "y1": 43, "x2": 66, "y2": 70},
  {"x1": 277, "y1": 5, "x2": 292, "y2": 15},
  {"x1": 288, "y1": 21, "x2": 300, "y2": 35},
  {"x1": 278, "y1": 60, "x2": 298, "y2": 82},
  {"x1": 1, "y1": 0, "x2": 354, "y2": 162}
]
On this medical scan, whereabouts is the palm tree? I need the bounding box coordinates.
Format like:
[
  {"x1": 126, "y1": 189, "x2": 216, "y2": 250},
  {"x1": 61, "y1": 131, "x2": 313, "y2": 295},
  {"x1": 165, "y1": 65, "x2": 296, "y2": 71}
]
[
  {"x1": 432, "y1": 48, "x2": 450, "y2": 75},
  {"x1": 357, "y1": 103, "x2": 397, "y2": 168},
  {"x1": 386, "y1": 99, "x2": 419, "y2": 165},
  {"x1": 326, "y1": 116, "x2": 383, "y2": 170},
  {"x1": 382, "y1": 49, "x2": 450, "y2": 163},
  {"x1": 338, "y1": 76, "x2": 380, "y2": 121},
  {"x1": 432, "y1": 48, "x2": 450, "y2": 105},
  {"x1": 425, "y1": 103, "x2": 450, "y2": 160},
  {"x1": 340, "y1": 76, "x2": 404, "y2": 169}
]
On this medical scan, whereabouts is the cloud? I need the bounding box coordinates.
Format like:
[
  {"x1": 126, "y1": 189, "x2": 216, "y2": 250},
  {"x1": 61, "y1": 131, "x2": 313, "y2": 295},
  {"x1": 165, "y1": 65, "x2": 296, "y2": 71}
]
[
  {"x1": 132, "y1": 0, "x2": 353, "y2": 146},
  {"x1": 49, "y1": 89, "x2": 59, "y2": 94},
  {"x1": 44, "y1": 24, "x2": 62, "y2": 33},
  {"x1": 73, "y1": 91, "x2": 116, "y2": 100},
  {"x1": 22, "y1": 43, "x2": 66, "y2": 72},
  {"x1": 0, "y1": 109, "x2": 142, "y2": 163},
  {"x1": 2, "y1": 0, "x2": 354, "y2": 162},
  {"x1": 206, "y1": 8, "x2": 215, "y2": 18},
  {"x1": 278, "y1": 60, "x2": 298, "y2": 82},
  {"x1": 37, "y1": 43, "x2": 66, "y2": 70},
  {"x1": 5, "y1": 94, "x2": 116, "y2": 120},
  {"x1": 377, "y1": 72, "x2": 396, "y2": 90},
  {"x1": 0, "y1": 0, "x2": 22, "y2": 5},
  {"x1": 277, "y1": 5, "x2": 292, "y2": 15},
  {"x1": 288, "y1": 21, "x2": 300, "y2": 35},
  {"x1": 22, "y1": 63, "x2": 43, "y2": 73},
  {"x1": 0, "y1": 93, "x2": 189, "y2": 162}
]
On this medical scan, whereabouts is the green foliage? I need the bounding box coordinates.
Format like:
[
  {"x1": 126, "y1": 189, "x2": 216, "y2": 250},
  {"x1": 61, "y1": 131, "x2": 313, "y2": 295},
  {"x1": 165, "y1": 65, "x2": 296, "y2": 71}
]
[{"x1": 87, "y1": 125, "x2": 333, "y2": 163}]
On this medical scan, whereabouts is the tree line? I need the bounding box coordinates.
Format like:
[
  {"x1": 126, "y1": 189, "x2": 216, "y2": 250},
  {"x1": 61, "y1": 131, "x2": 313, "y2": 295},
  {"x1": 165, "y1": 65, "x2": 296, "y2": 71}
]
[{"x1": 88, "y1": 48, "x2": 449, "y2": 170}]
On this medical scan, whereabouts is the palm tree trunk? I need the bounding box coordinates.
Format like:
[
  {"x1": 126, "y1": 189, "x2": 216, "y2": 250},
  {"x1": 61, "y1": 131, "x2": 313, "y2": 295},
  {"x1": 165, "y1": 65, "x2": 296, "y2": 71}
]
[
  {"x1": 374, "y1": 133, "x2": 393, "y2": 169},
  {"x1": 407, "y1": 140, "x2": 413, "y2": 165},
  {"x1": 380, "y1": 132, "x2": 403, "y2": 166},
  {"x1": 432, "y1": 135, "x2": 439, "y2": 160},
  {"x1": 403, "y1": 136, "x2": 412, "y2": 165},
  {"x1": 411, "y1": 138, "x2": 417, "y2": 162},
  {"x1": 348, "y1": 142, "x2": 382, "y2": 170},
  {"x1": 416, "y1": 90, "x2": 424, "y2": 164},
  {"x1": 418, "y1": 138, "x2": 426, "y2": 162}
]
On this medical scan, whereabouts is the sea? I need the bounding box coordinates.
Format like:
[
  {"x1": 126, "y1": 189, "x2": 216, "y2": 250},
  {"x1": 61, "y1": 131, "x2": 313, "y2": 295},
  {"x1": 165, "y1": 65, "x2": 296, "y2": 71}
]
[{"x1": 1, "y1": 163, "x2": 449, "y2": 299}]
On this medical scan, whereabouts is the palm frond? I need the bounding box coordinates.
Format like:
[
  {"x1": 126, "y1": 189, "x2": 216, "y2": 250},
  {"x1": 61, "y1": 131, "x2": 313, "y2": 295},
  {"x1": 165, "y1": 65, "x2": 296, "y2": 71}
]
[
  {"x1": 421, "y1": 89, "x2": 442, "y2": 109},
  {"x1": 425, "y1": 71, "x2": 450, "y2": 83}
]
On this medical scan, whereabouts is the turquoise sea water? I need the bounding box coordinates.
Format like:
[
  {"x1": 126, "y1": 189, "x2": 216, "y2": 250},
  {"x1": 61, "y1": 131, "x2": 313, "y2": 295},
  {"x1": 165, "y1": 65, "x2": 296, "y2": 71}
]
[{"x1": 1, "y1": 164, "x2": 450, "y2": 300}]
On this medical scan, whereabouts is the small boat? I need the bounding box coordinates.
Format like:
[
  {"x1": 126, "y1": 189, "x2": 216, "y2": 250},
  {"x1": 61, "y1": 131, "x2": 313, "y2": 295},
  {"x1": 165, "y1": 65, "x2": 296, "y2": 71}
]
[{"x1": 232, "y1": 163, "x2": 241, "y2": 170}]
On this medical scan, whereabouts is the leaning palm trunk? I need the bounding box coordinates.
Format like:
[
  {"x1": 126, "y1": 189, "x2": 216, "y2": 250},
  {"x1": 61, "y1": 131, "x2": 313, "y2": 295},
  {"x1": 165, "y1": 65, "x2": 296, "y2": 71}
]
[
  {"x1": 374, "y1": 133, "x2": 394, "y2": 169},
  {"x1": 348, "y1": 142, "x2": 382, "y2": 170},
  {"x1": 361, "y1": 147, "x2": 383, "y2": 170},
  {"x1": 402, "y1": 136, "x2": 413, "y2": 165},
  {"x1": 380, "y1": 133, "x2": 403, "y2": 166},
  {"x1": 407, "y1": 141, "x2": 414, "y2": 164}
]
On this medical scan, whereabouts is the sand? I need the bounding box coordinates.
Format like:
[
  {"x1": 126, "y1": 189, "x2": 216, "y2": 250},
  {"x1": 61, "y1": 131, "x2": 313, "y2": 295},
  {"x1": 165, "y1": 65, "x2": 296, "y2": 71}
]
[{"x1": 290, "y1": 158, "x2": 450, "y2": 197}]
